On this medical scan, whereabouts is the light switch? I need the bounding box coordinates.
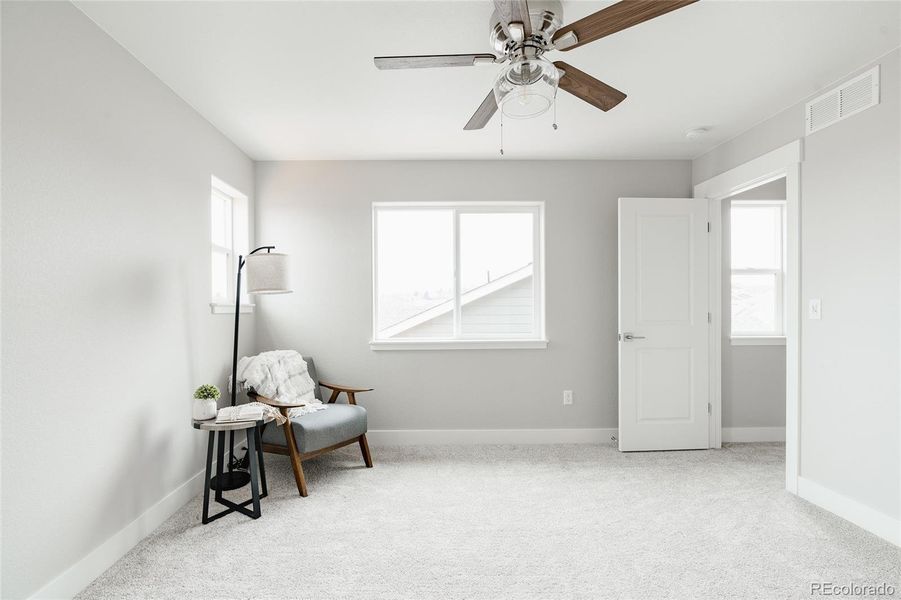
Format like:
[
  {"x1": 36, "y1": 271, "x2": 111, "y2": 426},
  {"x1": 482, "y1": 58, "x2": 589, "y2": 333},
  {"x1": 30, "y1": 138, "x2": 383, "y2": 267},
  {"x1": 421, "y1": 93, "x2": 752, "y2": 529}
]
[{"x1": 808, "y1": 299, "x2": 822, "y2": 320}]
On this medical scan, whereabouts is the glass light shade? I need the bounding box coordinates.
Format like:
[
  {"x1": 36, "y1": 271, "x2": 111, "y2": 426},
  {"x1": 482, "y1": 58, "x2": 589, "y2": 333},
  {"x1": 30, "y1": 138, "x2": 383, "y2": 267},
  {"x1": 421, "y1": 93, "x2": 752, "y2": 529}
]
[
  {"x1": 493, "y1": 56, "x2": 560, "y2": 119},
  {"x1": 245, "y1": 253, "x2": 292, "y2": 294}
]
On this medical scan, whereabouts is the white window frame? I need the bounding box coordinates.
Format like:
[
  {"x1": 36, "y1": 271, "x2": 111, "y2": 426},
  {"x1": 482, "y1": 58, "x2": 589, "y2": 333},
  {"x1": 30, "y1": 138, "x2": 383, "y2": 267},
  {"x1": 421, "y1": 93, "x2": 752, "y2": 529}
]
[
  {"x1": 210, "y1": 176, "x2": 252, "y2": 314},
  {"x1": 729, "y1": 199, "x2": 786, "y2": 343},
  {"x1": 370, "y1": 201, "x2": 547, "y2": 350}
]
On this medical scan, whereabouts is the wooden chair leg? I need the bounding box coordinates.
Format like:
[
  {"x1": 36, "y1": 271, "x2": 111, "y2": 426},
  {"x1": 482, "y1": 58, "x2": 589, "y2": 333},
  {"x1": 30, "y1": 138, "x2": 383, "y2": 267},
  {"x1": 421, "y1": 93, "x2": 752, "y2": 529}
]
[
  {"x1": 359, "y1": 434, "x2": 373, "y2": 468},
  {"x1": 282, "y1": 418, "x2": 309, "y2": 497},
  {"x1": 290, "y1": 450, "x2": 308, "y2": 498}
]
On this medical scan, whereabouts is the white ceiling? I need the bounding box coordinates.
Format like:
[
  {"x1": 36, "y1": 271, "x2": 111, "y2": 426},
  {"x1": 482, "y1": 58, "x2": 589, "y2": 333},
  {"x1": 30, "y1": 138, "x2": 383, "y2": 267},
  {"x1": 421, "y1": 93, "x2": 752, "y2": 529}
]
[{"x1": 75, "y1": 1, "x2": 900, "y2": 161}]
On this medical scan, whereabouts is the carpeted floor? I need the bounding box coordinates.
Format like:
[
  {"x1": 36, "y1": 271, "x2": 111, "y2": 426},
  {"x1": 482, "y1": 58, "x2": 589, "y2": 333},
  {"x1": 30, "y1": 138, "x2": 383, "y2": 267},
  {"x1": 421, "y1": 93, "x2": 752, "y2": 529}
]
[{"x1": 77, "y1": 443, "x2": 899, "y2": 600}]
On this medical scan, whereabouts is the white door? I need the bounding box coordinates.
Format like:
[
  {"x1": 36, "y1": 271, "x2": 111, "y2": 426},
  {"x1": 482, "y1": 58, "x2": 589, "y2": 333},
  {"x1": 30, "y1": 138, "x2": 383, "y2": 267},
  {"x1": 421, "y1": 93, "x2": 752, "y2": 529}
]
[{"x1": 618, "y1": 198, "x2": 710, "y2": 451}]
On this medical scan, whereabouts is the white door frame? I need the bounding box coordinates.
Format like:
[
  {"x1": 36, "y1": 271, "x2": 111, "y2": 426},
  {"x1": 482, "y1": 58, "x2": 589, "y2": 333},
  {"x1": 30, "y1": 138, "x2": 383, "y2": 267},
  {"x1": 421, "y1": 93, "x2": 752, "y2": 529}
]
[{"x1": 694, "y1": 140, "x2": 803, "y2": 494}]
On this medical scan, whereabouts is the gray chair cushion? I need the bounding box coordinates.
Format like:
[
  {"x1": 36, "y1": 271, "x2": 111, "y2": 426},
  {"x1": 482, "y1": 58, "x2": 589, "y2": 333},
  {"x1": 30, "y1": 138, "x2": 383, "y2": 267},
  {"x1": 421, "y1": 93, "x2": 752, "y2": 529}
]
[{"x1": 262, "y1": 404, "x2": 368, "y2": 454}]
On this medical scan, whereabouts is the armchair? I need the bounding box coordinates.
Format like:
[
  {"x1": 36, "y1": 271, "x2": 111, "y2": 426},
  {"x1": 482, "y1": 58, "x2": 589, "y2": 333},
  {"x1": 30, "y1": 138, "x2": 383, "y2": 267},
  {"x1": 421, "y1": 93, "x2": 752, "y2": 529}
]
[{"x1": 250, "y1": 357, "x2": 373, "y2": 497}]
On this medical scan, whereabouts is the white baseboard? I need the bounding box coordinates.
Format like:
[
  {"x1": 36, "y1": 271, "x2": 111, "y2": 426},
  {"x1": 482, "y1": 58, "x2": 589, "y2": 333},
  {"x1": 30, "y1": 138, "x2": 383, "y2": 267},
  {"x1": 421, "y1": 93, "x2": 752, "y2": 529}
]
[
  {"x1": 367, "y1": 427, "x2": 788, "y2": 446},
  {"x1": 367, "y1": 428, "x2": 617, "y2": 446},
  {"x1": 798, "y1": 476, "x2": 900, "y2": 547},
  {"x1": 29, "y1": 467, "x2": 208, "y2": 600},
  {"x1": 722, "y1": 426, "x2": 786, "y2": 442}
]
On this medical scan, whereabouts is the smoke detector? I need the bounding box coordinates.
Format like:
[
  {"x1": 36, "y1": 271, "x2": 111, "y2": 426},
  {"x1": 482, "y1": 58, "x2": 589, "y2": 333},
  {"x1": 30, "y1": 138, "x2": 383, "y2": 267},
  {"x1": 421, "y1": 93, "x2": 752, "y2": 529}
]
[{"x1": 685, "y1": 127, "x2": 710, "y2": 140}]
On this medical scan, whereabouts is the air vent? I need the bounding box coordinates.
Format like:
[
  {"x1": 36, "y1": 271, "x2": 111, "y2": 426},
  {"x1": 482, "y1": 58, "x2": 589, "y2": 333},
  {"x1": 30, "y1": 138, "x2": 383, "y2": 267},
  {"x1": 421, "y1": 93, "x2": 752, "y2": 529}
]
[{"x1": 805, "y1": 65, "x2": 880, "y2": 135}]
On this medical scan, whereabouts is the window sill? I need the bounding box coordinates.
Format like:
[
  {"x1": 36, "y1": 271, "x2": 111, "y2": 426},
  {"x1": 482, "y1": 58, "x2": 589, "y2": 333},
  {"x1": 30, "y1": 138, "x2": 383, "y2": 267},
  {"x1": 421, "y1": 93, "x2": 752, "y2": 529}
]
[
  {"x1": 731, "y1": 336, "x2": 785, "y2": 346},
  {"x1": 210, "y1": 303, "x2": 255, "y2": 315},
  {"x1": 369, "y1": 339, "x2": 548, "y2": 351}
]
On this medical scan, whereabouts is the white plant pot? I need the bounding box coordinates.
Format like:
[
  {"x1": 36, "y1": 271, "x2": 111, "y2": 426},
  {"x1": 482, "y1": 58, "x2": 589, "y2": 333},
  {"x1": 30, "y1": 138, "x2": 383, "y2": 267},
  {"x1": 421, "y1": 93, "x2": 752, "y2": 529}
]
[{"x1": 193, "y1": 398, "x2": 218, "y2": 421}]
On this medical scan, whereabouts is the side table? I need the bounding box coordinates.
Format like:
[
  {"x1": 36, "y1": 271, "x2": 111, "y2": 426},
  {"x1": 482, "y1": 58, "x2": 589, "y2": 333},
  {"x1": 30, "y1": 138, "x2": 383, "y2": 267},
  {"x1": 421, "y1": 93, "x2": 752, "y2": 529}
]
[{"x1": 193, "y1": 417, "x2": 270, "y2": 524}]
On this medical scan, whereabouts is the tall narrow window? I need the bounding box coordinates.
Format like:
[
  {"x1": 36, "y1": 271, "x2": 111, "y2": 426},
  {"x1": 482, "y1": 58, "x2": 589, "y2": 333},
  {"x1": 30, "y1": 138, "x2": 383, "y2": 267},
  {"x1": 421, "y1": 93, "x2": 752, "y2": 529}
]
[
  {"x1": 210, "y1": 176, "x2": 249, "y2": 311},
  {"x1": 372, "y1": 203, "x2": 545, "y2": 349},
  {"x1": 730, "y1": 201, "x2": 786, "y2": 337}
]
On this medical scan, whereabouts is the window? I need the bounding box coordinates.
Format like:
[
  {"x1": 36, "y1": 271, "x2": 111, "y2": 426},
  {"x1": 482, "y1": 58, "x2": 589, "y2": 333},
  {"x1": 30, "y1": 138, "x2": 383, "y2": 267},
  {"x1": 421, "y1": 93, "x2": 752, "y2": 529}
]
[
  {"x1": 730, "y1": 201, "x2": 785, "y2": 340},
  {"x1": 372, "y1": 203, "x2": 545, "y2": 349},
  {"x1": 210, "y1": 176, "x2": 249, "y2": 313}
]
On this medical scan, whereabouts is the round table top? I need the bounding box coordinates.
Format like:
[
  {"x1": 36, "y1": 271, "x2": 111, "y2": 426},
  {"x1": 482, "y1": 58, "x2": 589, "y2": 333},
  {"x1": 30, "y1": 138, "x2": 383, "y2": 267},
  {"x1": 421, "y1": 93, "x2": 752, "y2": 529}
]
[{"x1": 192, "y1": 415, "x2": 274, "y2": 431}]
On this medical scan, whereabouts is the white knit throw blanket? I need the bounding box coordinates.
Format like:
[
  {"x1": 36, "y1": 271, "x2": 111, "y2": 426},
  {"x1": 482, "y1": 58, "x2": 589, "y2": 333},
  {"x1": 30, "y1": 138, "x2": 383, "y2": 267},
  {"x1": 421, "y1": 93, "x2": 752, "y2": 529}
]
[{"x1": 235, "y1": 350, "x2": 326, "y2": 418}]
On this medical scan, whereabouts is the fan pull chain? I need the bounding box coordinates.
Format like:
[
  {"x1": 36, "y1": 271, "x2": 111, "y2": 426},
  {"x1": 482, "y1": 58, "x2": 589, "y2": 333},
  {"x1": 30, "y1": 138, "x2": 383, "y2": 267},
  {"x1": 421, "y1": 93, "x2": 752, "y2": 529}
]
[
  {"x1": 552, "y1": 95, "x2": 558, "y2": 130},
  {"x1": 499, "y1": 112, "x2": 504, "y2": 156}
]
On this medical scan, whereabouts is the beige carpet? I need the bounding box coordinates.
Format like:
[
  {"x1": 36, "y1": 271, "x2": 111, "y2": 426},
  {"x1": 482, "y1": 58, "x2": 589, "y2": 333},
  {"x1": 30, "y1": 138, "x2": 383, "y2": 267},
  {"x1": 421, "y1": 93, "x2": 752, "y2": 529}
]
[{"x1": 77, "y1": 443, "x2": 899, "y2": 599}]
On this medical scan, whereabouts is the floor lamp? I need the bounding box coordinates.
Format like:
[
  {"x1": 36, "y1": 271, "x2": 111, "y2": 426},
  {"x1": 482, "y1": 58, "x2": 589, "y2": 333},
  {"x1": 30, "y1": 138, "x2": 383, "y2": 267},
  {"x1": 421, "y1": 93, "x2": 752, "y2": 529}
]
[{"x1": 216, "y1": 246, "x2": 292, "y2": 492}]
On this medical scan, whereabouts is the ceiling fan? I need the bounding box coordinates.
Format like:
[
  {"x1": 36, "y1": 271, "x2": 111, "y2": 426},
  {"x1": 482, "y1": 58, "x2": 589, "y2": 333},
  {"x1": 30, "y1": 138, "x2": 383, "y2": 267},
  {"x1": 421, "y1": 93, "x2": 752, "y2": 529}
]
[{"x1": 374, "y1": 0, "x2": 698, "y2": 130}]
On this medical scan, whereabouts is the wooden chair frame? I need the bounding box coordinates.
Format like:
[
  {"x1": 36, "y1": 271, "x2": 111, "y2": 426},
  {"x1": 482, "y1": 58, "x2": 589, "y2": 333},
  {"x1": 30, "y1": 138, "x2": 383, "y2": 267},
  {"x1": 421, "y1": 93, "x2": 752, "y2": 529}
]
[{"x1": 253, "y1": 381, "x2": 373, "y2": 497}]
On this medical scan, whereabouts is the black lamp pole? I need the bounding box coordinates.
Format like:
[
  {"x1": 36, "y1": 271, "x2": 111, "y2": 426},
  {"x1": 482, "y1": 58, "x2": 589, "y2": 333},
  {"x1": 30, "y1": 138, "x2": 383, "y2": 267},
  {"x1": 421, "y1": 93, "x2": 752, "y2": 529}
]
[
  {"x1": 231, "y1": 245, "x2": 275, "y2": 408},
  {"x1": 226, "y1": 245, "x2": 274, "y2": 476}
]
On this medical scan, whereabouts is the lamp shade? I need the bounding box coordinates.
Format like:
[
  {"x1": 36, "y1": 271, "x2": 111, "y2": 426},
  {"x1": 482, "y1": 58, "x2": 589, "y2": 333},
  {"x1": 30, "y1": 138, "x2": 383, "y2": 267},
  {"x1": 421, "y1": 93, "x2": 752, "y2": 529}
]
[{"x1": 245, "y1": 253, "x2": 292, "y2": 294}]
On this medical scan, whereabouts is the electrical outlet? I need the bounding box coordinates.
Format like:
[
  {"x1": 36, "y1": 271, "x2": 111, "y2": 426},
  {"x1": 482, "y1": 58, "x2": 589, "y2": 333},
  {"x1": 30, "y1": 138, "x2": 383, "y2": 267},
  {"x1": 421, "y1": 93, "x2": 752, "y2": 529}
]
[
  {"x1": 808, "y1": 298, "x2": 822, "y2": 320},
  {"x1": 563, "y1": 390, "x2": 573, "y2": 406}
]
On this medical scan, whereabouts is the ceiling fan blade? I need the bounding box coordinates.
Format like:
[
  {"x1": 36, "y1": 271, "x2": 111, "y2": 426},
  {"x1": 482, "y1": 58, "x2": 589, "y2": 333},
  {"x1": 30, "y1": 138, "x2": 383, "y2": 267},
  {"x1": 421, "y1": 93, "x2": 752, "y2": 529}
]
[
  {"x1": 553, "y1": 0, "x2": 698, "y2": 51},
  {"x1": 464, "y1": 90, "x2": 499, "y2": 130},
  {"x1": 555, "y1": 61, "x2": 627, "y2": 112},
  {"x1": 374, "y1": 54, "x2": 498, "y2": 70},
  {"x1": 493, "y1": 0, "x2": 532, "y2": 39}
]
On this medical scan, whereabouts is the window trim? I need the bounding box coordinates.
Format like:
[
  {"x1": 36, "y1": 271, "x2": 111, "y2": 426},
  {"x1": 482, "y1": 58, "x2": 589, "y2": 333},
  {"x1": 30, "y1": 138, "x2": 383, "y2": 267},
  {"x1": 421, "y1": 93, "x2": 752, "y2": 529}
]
[
  {"x1": 210, "y1": 302, "x2": 255, "y2": 315},
  {"x1": 729, "y1": 200, "x2": 786, "y2": 339},
  {"x1": 210, "y1": 176, "x2": 251, "y2": 314},
  {"x1": 370, "y1": 201, "x2": 546, "y2": 350},
  {"x1": 369, "y1": 339, "x2": 549, "y2": 351}
]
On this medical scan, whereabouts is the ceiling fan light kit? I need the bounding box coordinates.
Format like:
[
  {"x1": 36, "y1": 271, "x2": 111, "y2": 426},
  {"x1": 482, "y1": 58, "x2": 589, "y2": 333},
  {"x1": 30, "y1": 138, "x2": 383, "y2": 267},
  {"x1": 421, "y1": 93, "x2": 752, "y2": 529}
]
[
  {"x1": 373, "y1": 0, "x2": 699, "y2": 130},
  {"x1": 493, "y1": 55, "x2": 560, "y2": 119}
]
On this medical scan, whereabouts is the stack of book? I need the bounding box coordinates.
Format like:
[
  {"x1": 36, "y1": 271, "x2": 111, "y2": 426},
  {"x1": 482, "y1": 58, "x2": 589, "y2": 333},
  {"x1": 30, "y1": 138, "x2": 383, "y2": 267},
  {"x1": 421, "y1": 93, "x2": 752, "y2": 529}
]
[{"x1": 215, "y1": 404, "x2": 265, "y2": 424}]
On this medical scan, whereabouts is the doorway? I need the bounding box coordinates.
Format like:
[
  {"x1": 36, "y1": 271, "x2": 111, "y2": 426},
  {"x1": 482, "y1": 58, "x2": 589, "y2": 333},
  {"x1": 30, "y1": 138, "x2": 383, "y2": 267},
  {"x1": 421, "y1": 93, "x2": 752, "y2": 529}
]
[
  {"x1": 720, "y1": 179, "x2": 787, "y2": 443},
  {"x1": 695, "y1": 140, "x2": 802, "y2": 493}
]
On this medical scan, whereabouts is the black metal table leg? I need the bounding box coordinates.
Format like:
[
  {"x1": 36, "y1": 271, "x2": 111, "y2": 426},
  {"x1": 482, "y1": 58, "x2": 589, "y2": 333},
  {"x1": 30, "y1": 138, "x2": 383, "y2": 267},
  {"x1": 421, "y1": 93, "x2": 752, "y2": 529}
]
[
  {"x1": 246, "y1": 426, "x2": 262, "y2": 519},
  {"x1": 201, "y1": 431, "x2": 214, "y2": 524},
  {"x1": 255, "y1": 423, "x2": 268, "y2": 498},
  {"x1": 215, "y1": 430, "x2": 225, "y2": 502},
  {"x1": 228, "y1": 430, "x2": 235, "y2": 472}
]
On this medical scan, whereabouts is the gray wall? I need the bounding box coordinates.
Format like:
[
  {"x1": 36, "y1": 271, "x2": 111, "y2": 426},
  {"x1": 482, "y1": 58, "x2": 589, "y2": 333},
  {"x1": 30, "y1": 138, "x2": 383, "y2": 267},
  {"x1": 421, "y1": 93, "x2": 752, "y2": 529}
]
[
  {"x1": 694, "y1": 49, "x2": 900, "y2": 519},
  {"x1": 1, "y1": 3, "x2": 255, "y2": 598},
  {"x1": 254, "y1": 160, "x2": 691, "y2": 431},
  {"x1": 721, "y1": 179, "x2": 787, "y2": 428}
]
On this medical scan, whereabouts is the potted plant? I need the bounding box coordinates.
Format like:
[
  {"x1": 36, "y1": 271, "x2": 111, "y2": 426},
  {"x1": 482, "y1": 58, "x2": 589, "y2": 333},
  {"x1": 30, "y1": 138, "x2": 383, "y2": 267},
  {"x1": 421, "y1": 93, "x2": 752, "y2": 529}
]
[{"x1": 192, "y1": 384, "x2": 220, "y2": 421}]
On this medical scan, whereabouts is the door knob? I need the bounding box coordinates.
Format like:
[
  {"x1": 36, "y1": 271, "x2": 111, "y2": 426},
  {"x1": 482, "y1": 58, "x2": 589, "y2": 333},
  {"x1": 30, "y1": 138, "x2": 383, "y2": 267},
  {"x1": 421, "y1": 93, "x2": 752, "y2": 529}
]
[{"x1": 621, "y1": 332, "x2": 646, "y2": 341}]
